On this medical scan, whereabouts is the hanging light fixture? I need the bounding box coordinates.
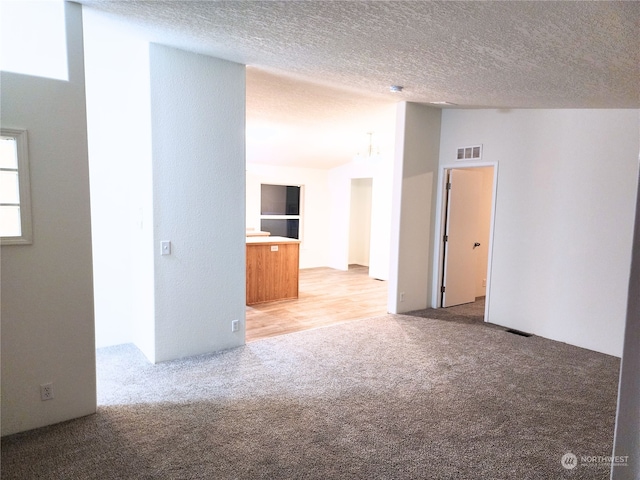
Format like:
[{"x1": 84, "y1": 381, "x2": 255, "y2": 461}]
[
  {"x1": 366, "y1": 132, "x2": 375, "y2": 156},
  {"x1": 355, "y1": 131, "x2": 380, "y2": 159}
]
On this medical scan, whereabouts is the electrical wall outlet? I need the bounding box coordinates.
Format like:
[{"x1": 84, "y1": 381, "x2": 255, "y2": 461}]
[
  {"x1": 40, "y1": 383, "x2": 54, "y2": 401},
  {"x1": 231, "y1": 319, "x2": 239, "y2": 332}
]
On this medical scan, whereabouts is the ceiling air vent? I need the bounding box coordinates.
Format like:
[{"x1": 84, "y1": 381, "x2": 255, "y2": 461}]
[{"x1": 456, "y1": 144, "x2": 482, "y2": 161}]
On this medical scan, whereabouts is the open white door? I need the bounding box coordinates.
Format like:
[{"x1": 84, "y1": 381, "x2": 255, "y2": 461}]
[{"x1": 441, "y1": 169, "x2": 482, "y2": 307}]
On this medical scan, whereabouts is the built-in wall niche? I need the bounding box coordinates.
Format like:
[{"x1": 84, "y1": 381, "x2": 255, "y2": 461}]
[{"x1": 260, "y1": 184, "x2": 302, "y2": 239}]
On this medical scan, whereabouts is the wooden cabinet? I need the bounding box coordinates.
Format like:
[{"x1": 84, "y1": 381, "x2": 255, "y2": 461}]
[{"x1": 246, "y1": 236, "x2": 300, "y2": 305}]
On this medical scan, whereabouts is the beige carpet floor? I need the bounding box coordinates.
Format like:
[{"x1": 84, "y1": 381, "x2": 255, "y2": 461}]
[{"x1": 1, "y1": 310, "x2": 620, "y2": 479}]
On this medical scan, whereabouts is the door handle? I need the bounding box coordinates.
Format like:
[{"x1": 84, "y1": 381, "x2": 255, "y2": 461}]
[{"x1": 473, "y1": 242, "x2": 481, "y2": 248}]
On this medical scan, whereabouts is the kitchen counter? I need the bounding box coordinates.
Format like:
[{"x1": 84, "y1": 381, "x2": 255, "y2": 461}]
[{"x1": 246, "y1": 236, "x2": 300, "y2": 305}]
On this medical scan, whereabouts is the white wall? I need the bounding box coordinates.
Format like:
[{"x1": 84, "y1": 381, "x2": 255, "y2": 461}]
[
  {"x1": 149, "y1": 44, "x2": 246, "y2": 362},
  {"x1": 246, "y1": 163, "x2": 330, "y2": 269},
  {"x1": 0, "y1": 0, "x2": 68, "y2": 81},
  {"x1": 247, "y1": 156, "x2": 394, "y2": 277},
  {"x1": 85, "y1": 22, "x2": 245, "y2": 363},
  {"x1": 349, "y1": 178, "x2": 373, "y2": 266},
  {"x1": 440, "y1": 109, "x2": 639, "y2": 357},
  {"x1": 328, "y1": 155, "x2": 394, "y2": 280},
  {"x1": 612, "y1": 164, "x2": 640, "y2": 479},
  {"x1": 389, "y1": 102, "x2": 442, "y2": 313},
  {"x1": 0, "y1": 2, "x2": 96, "y2": 436},
  {"x1": 83, "y1": 10, "x2": 155, "y2": 353},
  {"x1": 368, "y1": 161, "x2": 394, "y2": 281}
]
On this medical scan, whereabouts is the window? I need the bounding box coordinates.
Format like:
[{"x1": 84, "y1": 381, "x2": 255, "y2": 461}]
[
  {"x1": 1, "y1": 129, "x2": 32, "y2": 245},
  {"x1": 260, "y1": 184, "x2": 301, "y2": 239}
]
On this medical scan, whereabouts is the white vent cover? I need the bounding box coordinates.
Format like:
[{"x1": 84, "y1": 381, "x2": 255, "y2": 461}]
[{"x1": 457, "y1": 144, "x2": 482, "y2": 160}]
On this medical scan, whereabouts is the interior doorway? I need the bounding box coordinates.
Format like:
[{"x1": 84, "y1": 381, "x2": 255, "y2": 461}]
[
  {"x1": 435, "y1": 165, "x2": 497, "y2": 317},
  {"x1": 349, "y1": 178, "x2": 373, "y2": 268},
  {"x1": 245, "y1": 173, "x2": 388, "y2": 343}
]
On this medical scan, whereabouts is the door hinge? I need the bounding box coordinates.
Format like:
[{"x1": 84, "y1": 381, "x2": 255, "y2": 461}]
[
  {"x1": 441, "y1": 286, "x2": 446, "y2": 293},
  {"x1": 446, "y1": 182, "x2": 452, "y2": 190},
  {"x1": 443, "y1": 234, "x2": 448, "y2": 242}
]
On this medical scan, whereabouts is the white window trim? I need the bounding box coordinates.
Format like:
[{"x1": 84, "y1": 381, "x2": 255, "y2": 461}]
[{"x1": 1, "y1": 128, "x2": 33, "y2": 245}]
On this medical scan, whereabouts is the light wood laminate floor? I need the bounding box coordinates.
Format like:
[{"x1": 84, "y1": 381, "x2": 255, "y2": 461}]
[{"x1": 245, "y1": 265, "x2": 388, "y2": 342}]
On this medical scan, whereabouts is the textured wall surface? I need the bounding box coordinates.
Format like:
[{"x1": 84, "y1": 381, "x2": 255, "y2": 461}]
[
  {"x1": 389, "y1": 102, "x2": 442, "y2": 314},
  {"x1": 149, "y1": 44, "x2": 246, "y2": 362},
  {"x1": 83, "y1": 9, "x2": 154, "y2": 351},
  {"x1": 612, "y1": 168, "x2": 640, "y2": 479},
  {"x1": 0, "y1": 2, "x2": 96, "y2": 436},
  {"x1": 327, "y1": 153, "x2": 394, "y2": 281},
  {"x1": 440, "y1": 108, "x2": 640, "y2": 357}
]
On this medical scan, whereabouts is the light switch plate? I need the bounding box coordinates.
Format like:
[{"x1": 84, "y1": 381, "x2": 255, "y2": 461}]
[{"x1": 161, "y1": 241, "x2": 171, "y2": 255}]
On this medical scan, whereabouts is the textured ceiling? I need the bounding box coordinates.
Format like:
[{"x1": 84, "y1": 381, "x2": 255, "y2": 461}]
[
  {"x1": 246, "y1": 67, "x2": 397, "y2": 168},
  {"x1": 75, "y1": 0, "x2": 640, "y2": 167}
]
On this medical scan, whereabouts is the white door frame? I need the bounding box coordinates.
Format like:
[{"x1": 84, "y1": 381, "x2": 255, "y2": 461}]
[{"x1": 431, "y1": 161, "x2": 499, "y2": 322}]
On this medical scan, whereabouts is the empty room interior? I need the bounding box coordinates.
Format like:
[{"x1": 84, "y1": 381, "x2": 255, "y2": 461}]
[{"x1": 1, "y1": 1, "x2": 639, "y2": 478}]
